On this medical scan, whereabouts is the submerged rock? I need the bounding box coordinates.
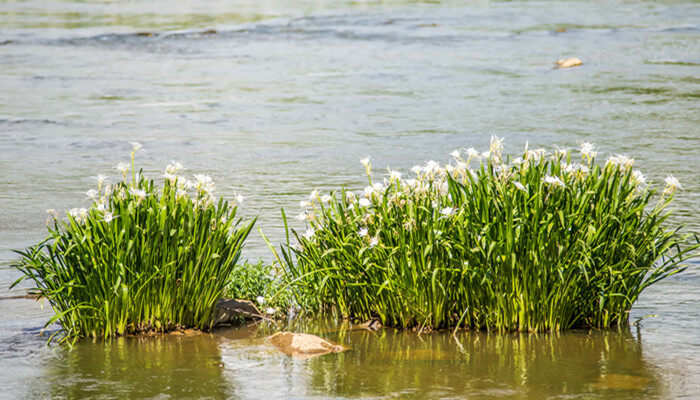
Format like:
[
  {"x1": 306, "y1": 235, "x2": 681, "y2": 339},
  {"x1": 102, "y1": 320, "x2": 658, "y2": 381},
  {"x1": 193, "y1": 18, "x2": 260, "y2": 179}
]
[
  {"x1": 214, "y1": 299, "x2": 262, "y2": 325},
  {"x1": 169, "y1": 328, "x2": 200, "y2": 336},
  {"x1": 357, "y1": 318, "x2": 383, "y2": 332},
  {"x1": 268, "y1": 332, "x2": 347, "y2": 358},
  {"x1": 135, "y1": 32, "x2": 157, "y2": 37},
  {"x1": 591, "y1": 374, "x2": 651, "y2": 390},
  {"x1": 555, "y1": 57, "x2": 582, "y2": 69}
]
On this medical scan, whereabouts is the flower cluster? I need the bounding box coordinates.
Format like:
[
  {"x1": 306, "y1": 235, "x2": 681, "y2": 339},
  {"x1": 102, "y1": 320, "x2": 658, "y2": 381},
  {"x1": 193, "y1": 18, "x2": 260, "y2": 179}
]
[
  {"x1": 293, "y1": 136, "x2": 682, "y2": 250},
  {"x1": 284, "y1": 137, "x2": 692, "y2": 332},
  {"x1": 56, "y1": 143, "x2": 245, "y2": 225}
]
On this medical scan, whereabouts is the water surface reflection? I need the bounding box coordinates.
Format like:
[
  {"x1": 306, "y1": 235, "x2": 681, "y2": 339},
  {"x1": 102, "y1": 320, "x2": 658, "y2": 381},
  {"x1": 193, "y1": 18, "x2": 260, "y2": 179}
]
[
  {"x1": 36, "y1": 334, "x2": 232, "y2": 399},
  {"x1": 216, "y1": 319, "x2": 664, "y2": 399}
]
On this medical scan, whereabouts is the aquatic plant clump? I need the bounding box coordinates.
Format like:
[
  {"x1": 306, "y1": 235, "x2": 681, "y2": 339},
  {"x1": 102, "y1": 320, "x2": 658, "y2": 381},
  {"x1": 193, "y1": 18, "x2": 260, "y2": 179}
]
[
  {"x1": 279, "y1": 138, "x2": 698, "y2": 332},
  {"x1": 12, "y1": 143, "x2": 254, "y2": 341},
  {"x1": 224, "y1": 260, "x2": 294, "y2": 315}
]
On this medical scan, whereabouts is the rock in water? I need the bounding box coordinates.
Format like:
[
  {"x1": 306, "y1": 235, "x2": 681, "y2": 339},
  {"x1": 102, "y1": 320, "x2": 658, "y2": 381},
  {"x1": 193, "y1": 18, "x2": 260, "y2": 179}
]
[
  {"x1": 268, "y1": 332, "x2": 347, "y2": 358},
  {"x1": 214, "y1": 299, "x2": 262, "y2": 325},
  {"x1": 555, "y1": 57, "x2": 582, "y2": 68},
  {"x1": 357, "y1": 318, "x2": 383, "y2": 332},
  {"x1": 591, "y1": 374, "x2": 651, "y2": 390}
]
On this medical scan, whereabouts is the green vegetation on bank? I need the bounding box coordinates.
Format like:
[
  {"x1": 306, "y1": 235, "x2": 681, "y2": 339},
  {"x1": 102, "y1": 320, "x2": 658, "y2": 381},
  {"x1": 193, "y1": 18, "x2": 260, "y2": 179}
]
[
  {"x1": 277, "y1": 138, "x2": 698, "y2": 332},
  {"x1": 12, "y1": 144, "x2": 254, "y2": 342}
]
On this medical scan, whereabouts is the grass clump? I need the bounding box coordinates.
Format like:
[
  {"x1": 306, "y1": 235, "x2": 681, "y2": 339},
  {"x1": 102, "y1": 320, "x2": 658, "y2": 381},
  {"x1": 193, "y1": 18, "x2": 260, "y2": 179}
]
[
  {"x1": 276, "y1": 137, "x2": 698, "y2": 332},
  {"x1": 12, "y1": 143, "x2": 254, "y2": 342},
  {"x1": 224, "y1": 260, "x2": 293, "y2": 315}
]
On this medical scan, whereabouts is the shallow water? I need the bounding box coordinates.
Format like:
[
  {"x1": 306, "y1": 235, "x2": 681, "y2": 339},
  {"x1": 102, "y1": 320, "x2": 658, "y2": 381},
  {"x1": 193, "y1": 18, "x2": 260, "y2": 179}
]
[
  {"x1": 0, "y1": 312, "x2": 688, "y2": 400},
  {"x1": 0, "y1": 0, "x2": 698, "y2": 398}
]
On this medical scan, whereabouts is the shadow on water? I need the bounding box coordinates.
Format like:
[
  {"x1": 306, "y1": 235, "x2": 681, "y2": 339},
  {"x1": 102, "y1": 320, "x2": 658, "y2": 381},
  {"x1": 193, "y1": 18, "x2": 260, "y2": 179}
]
[{"x1": 31, "y1": 334, "x2": 234, "y2": 399}]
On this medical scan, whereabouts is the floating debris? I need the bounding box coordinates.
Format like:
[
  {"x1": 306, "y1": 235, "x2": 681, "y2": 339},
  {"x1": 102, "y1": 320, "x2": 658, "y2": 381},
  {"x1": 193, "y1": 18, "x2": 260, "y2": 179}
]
[{"x1": 555, "y1": 57, "x2": 583, "y2": 68}]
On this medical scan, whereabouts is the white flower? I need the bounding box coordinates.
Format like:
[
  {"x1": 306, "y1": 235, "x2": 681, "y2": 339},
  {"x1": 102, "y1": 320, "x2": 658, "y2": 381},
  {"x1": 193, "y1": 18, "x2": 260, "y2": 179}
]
[
  {"x1": 404, "y1": 179, "x2": 418, "y2": 187},
  {"x1": 513, "y1": 182, "x2": 527, "y2": 192},
  {"x1": 360, "y1": 157, "x2": 371, "y2": 168},
  {"x1": 450, "y1": 149, "x2": 460, "y2": 159},
  {"x1": 179, "y1": 178, "x2": 193, "y2": 190},
  {"x1": 489, "y1": 135, "x2": 504, "y2": 160},
  {"x1": 606, "y1": 154, "x2": 635, "y2": 172},
  {"x1": 103, "y1": 212, "x2": 114, "y2": 223},
  {"x1": 369, "y1": 237, "x2": 380, "y2": 247},
  {"x1": 85, "y1": 189, "x2": 98, "y2": 200},
  {"x1": 389, "y1": 169, "x2": 403, "y2": 181},
  {"x1": 116, "y1": 162, "x2": 129, "y2": 176},
  {"x1": 358, "y1": 228, "x2": 368, "y2": 237},
  {"x1": 554, "y1": 146, "x2": 569, "y2": 157},
  {"x1": 130, "y1": 188, "x2": 147, "y2": 200},
  {"x1": 295, "y1": 213, "x2": 307, "y2": 222},
  {"x1": 320, "y1": 194, "x2": 333, "y2": 203},
  {"x1": 176, "y1": 188, "x2": 189, "y2": 200},
  {"x1": 165, "y1": 161, "x2": 183, "y2": 175},
  {"x1": 94, "y1": 174, "x2": 107, "y2": 188},
  {"x1": 302, "y1": 228, "x2": 315, "y2": 240},
  {"x1": 265, "y1": 307, "x2": 277, "y2": 315},
  {"x1": 299, "y1": 200, "x2": 311, "y2": 208},
  {"x1": 440, "y1": 207, "x2": 454, "y2": 216},
  {"x1": 543, "y1": 175, "x2": 566, "y2": 188},
  {"x1": 578, "y1": 141, "x2": 597, "y2": 161},
  {"x1": 345, "y1": 191, "x2": 357, "y2": 203},
  {"x1": 95, "y1": 202, "x2": 106, "y2": 212},
  {"x1": 631, "y1": 169, "x2": 647, "y2": 189},
  {"x1": 308, "y1": 190, "x2": 319, "y2": 201},
  {"x1": 193, "y1": 174, "x2": 215, "y2": 194},
  {"x1": 511, "y1": 157, "x2": 524, "y2": 165},
  {"x1": 410, "y1": 165, "x2": 422, "y2": 175},
  {"x1": 256, "y1": 296, "x2": 265, "y2": 305},
  {"x1": 525, "y1": 148, "x2": 547, "y2": 161},
  {"x1": 68, "y1": 208, "x2": 88, "y2": 223},
  {"x1": 481, "y1": 151, "x2": 491, "y2": 159},
  {"x1": 438, "y1": 181, "x2": 449, "y2": 195},
  {"x1": 466, "y1": 147, "x2": 479, "y2": 160},
  {"x1": 163, "y1": 173, "x2": 178, "y2": 185},
  {"x1": 234, "y1": 194, "x2": 245, "y2": 204},
  {"x1": 130, "y1": 141, "x2": 142, "y2": 151},
  {"x1": 663, "y1": 175, "x2": 682, "y2": 195},
  {"x1": 423, "y1": 160, "x2": 441, "y2": 175},
  {"x1": 359, "y1": 198, "x2": 371, "y2": 207}
]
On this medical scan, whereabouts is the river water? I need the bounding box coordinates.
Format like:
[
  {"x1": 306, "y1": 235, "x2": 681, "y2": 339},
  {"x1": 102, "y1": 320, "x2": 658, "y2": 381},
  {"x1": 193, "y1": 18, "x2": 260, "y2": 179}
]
[{"x1": 1, "y1": 0, "x2": 698, "y2": 398}]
